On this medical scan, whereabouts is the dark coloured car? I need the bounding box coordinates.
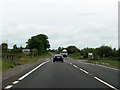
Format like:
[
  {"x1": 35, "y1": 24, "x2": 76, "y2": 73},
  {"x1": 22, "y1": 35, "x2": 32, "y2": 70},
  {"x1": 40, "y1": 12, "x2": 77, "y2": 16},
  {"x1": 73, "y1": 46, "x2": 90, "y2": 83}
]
[
  {"x1": 61, "y1": 52, "x2": 68, "y2": 57},
  {"x1": 53, "y1": 54, "x2": 64, "y2": 62}
]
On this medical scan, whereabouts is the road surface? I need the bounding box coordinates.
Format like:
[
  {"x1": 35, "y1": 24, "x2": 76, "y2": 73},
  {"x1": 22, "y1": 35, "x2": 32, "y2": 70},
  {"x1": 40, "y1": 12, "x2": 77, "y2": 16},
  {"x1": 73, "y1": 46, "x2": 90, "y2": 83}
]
[{"x1": 3, "y1": 57, "x2": 119, "y2": 89}]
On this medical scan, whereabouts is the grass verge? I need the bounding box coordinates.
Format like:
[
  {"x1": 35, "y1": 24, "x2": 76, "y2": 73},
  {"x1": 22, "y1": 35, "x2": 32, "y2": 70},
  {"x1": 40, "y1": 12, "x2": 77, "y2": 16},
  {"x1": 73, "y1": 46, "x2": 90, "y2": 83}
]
[
  {"x1": 2, "y1": 52, "x2": 52, "y2": 72},
  {"x1": 2, "y1": 60, "x2": 15, "y2": 72},
  {"x1": 68, "y1": 54, "x2": 120, "y2": 69},
  {"x1": 87, "y1": 59, "x2": 120, "y2": 69},
  {"x1": 0, "y1": 60, "x2": 2, "y2": 72},
  {"x1": 17, "y1": 52, "x2": 51, "y2": 64}
]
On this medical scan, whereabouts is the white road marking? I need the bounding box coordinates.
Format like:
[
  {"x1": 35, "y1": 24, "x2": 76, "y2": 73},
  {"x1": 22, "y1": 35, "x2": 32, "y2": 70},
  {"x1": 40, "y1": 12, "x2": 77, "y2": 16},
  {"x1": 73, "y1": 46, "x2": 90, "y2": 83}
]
[
  {"x1": 79, "y1": 68, "x2": 89, "y2": 74},
  {"x1": 97, "y1": 64, "x2": 110, "y2": 68},
  {"x1": 67, "y1": 61, "x2": 118, "y2": 90},
  {"x1": 4, "y1": 85, "x2": 13, "y2": 89},
  {"x1": 84, "y1": 62, "x2": 120, "y2": 71},
  {"x1": 94, "y1": 76, "x2": 118, "y2": 90},
  {"x1": 3, "y1": 60, "x2": 50, "y2": 89},
  {"x1": 18, "y1": 60, "x2": 49, "y2": 81},
  {"x1": 12, "y1": 81, "x2": 19, "y2": 84},
  {"x1": 73, "y1": 65, "x2": 78, "y2": 68},
  {"x1": 108, "y1": 67, "x2": 120, "y2": 71}
]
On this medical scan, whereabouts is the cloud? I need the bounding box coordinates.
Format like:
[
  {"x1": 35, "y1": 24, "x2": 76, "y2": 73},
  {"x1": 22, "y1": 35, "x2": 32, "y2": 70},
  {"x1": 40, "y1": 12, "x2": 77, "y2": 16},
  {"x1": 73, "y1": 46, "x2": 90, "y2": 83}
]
[
  {"x1": 1, "y1": 0, "x2": 118, "y2": 49},
  {"x1": 2, "y1": 19, "x2": 118, "y2": 49}
]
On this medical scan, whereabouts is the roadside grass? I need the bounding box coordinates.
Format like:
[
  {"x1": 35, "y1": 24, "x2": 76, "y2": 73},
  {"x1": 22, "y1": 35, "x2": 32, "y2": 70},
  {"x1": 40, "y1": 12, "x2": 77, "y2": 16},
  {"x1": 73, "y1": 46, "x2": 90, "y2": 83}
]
[
  {"x1": 17, "y1": 52, "x2": 51, "y2": 64},
  {"x1": 87, "y1": 59, "x2": 120, "y2": 69},
  {"x1": 0, "y1": 60, "x2": 2, "y2": 72},
  {"x1": 68, "y1": 54, "x2": 120, "y2": 69},
  {"x1": 2, "y1": 59, "x2": 15, "y2": 72},
  {"x1": 2, "y1": 52, "x2": 52, "y2": 72}
]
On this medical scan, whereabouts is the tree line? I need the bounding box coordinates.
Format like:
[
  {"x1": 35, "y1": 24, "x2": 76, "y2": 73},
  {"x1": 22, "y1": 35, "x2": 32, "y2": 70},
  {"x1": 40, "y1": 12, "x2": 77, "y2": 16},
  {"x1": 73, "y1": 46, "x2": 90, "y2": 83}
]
[
  {"x1": 1, "y1": 34, "x2": 50, "y2": 60},
  {"x1": 51, "y1": 45, "x2": 120, "y2": 61},
  {"x1": 1, "y1": 33, "x2": 120, "y2": 61}
]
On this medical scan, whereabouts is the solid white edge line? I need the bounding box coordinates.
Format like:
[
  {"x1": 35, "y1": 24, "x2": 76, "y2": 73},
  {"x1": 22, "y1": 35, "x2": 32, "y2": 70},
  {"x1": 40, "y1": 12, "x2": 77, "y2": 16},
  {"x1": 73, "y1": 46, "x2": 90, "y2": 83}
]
[
  {"x1": 94, "y1": 76, "x2": 118, "y2": 90},
  {"x1": 4, "y1": 85, "x2": 13, "y2": 89},
  {"x1": 85, "y1": 62, "x2": 120, "y2": 71},
  {"x1": 18, "y1": 60, "x2": 49, "y2": 81}
]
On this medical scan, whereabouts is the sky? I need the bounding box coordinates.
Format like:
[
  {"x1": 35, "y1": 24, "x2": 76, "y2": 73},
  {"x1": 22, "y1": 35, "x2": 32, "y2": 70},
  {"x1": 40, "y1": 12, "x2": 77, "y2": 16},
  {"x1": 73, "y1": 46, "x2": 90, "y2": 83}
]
[{"x1": 0, "y1": 0, "x2": 119, "y2": 49}]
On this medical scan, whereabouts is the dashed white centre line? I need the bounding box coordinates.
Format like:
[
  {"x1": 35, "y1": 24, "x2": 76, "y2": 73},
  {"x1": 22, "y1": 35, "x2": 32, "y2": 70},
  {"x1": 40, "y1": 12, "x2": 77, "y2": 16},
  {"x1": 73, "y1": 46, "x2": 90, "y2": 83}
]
[
  {"x1": 66, "y1": 62, "x2": 118, "y2": 90},
  {"x1": 4, "y1": 85, "x2": 13, "y2": 89},
  {"x1": 80, "y1": 68, "x2": 89, "y2": 74},
  {"x1": 12, "y1": 81, "x2": 19, "y2": 85},
  {"x1": 73, "y1": 65, "x2": 78, "y2": 68}
]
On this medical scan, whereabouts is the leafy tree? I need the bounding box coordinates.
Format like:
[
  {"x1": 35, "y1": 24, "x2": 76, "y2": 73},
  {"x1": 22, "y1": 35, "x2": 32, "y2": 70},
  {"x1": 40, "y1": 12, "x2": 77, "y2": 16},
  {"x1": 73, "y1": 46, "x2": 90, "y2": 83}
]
[
  {"x1": 66, "y1": 46, "x2": 80, "y2": 54},
  {"x1": 1, "y1": 43, "x2": 8, "y2": 53},
  {"x1": 81, "y1": 47, "x2": 96, "y2": 58},
  {"x1": 112, "y1": 48, "x2": 118, "y2": 57},
  {"x1": 96, "y1": 45, "x2": 113, "y2": 57},
  {"x1": 26, "y1": 34, "x2": 50, "y2": 54},
  {"x1": 118, "y1": 48, "x2": 120, "y2": 57},
  {"x1": 12, "y1": 44, "x2": 22, "y2": 53},
  {"x1": 58, "y1": 47, "x2": 64, "y2": 53},
  {"x1": 31, "y1": 48, "x2": 38, "y2": 56},
  {"x1": 50, "y1": 49, "x2": 57, "y2": 53},
  {"x1": 117, "y1": 48, "x2": 120, "y2": 61},
  {"x1": 13, "y1": 44, "x2": 18, "y2": 49}
]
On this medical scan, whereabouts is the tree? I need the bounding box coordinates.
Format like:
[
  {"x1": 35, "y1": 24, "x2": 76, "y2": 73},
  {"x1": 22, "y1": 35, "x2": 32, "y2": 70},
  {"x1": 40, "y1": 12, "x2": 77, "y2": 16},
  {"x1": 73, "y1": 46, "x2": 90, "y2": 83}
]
[
  {"x1": 1, "y1": 43, "x2": 8, "y2": 53},
  {"x1": 81, "y1": 47, "x2": 96, "y2": 58},
  {"x1": 112, "y1": 48, "x2": 118, "y2": 57},
  {"x1": 118, "y1": 48, "x2": 120, "y2": 57},
  {"x1": 96, "y1": 45, "x2": 113, "y2": 57},
  {"x1": 26, "y1": 34, "x2": 50, "y2": 54},
  {"x1": 66, "y1": 46, "x2": 80, "y2": 54},
  {"x1": 58, "y1": 47, "x2": 64, "y2": 53},
  {"x1": 13, "y1": 44, "x2": 17, "y2": 49},
  {"x1": 117, "y1": 48, "x2": 120, "y2": 61},
  {"x1": 12, "y1": 44, "x2": 22, "y2": 53}
]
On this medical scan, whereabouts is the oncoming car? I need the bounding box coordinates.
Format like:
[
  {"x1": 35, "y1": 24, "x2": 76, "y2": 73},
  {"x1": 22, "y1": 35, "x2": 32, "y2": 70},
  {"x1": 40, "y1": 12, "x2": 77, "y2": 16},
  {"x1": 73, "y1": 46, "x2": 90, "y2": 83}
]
[
  {"x1": 53, "y1": 54, "x2": 64, "y2": 62},
  {"x1": 61, "y1": 49, "x2": 68, "y2": 57}
]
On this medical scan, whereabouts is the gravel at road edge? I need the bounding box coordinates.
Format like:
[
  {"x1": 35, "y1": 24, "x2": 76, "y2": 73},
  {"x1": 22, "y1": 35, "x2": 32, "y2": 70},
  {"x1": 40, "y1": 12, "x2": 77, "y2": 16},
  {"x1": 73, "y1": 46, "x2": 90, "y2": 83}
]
[{"x1": 1, "y1": 58, "x2": 48, "y2": 81}]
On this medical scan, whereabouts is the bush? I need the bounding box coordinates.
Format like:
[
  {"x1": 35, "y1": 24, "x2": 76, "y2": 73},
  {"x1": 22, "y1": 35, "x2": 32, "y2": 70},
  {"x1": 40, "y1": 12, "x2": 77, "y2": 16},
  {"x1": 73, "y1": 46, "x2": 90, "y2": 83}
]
[{"x1": 89, "y1": 57, "x2": 99, "y2": 60}]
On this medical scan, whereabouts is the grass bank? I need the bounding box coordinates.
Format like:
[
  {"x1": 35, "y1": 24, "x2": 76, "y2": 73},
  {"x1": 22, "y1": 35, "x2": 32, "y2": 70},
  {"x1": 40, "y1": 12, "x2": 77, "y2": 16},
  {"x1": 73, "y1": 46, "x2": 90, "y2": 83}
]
[
  {"x1": 17, "y1": 52, "x2": 51, "y2": 64},
  {"x1": 1, "y1": 52, "x2": 52, "y2": 72},
  {"x1": 68, "y1": 54, "x2": 120, "y2": 69},
  {"x1": 2, "y1": 60, "x2": 15, "y2": 72},
  {"x1": 87, "y1": 59, "x2": 120, "y2": 69}
]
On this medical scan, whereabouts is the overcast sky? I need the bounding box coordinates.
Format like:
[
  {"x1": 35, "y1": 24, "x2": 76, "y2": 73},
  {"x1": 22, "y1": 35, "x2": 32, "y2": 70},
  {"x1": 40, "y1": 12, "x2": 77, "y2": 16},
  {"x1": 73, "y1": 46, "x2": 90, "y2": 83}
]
[{"x1": 0, "y1": 0, "x2": 119, "y2": 49}]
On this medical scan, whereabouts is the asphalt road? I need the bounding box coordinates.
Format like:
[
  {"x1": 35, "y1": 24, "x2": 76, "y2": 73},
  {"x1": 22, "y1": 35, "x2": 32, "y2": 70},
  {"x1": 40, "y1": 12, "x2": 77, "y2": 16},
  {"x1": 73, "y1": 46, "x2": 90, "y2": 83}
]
[{"x1": 3, "y1": 57, "x2": 119, "y2": 89}]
